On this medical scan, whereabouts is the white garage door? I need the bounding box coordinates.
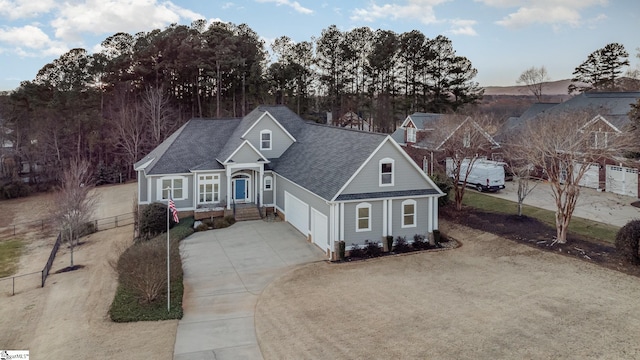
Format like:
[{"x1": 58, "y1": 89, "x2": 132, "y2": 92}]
[
  {"x1": 606, "y1": 165, "x2": 638, "y2": 197},
  {"x1": 575, "y1": 162, "x2": 599, "y2": 189},
  {"x1": 311, "y1": 208, "x2": 328, "y2": 251},
  {"x1": 284, "y1": 191, "x2": 309, "y2": 235}
]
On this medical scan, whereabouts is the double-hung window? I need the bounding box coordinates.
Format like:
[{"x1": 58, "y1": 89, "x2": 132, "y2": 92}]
[
  {"x1": 160, "y1": 177, "x2": 185, "y2": 200},
  {"x1": 407, "y1": 126, "x2": 416, "y2": 143},
  {"x1": 260, "y1": 130, "x2": 272, "y2": 150},
  {"x1": 402, "y1": 199, "x2": 416, "y2": 228},
  {"x1": 356, "y1": 203, "x2": 371, "y2": 232},
  {"x1": 379, "y1": 158, "x2": 394, "y2": 186}
]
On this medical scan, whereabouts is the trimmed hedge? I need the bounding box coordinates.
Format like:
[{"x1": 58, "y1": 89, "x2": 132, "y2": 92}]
[
  {"x1": 109, "y1": 216, "x2": 194, "y2": 322},
  {"x1": 615, "y1": 219, "x2": 640, "y2": 265}
]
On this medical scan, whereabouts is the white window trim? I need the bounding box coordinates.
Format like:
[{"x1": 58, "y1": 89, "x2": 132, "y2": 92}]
[
  {"x1": 379, "y1": 158, "x2": 394, "y2": 187},
  {"x1": 401, "y1": 199, "x2": 417, "y2": 228},
  {"x1": 197, "y1": 174, "x2": 220, "y2": 204},
  {"x1": 356, "y1": 202, "x2": 372, "y2": 232},
  {"x1": 462, "y1": 129, "x2": 471, "y2": 148},
  {"x1": 407, "y1": 127, "x2": 416, "y2": 143},
  {"x1": 158, "y1": 176, "x2": 187, "y2": 201},
  {"x1": 264, "y1": 175, "x2": 273, "y2": 191},
  {"x1": 260, "y1": 129, "x2": 272, "y2": 150}
]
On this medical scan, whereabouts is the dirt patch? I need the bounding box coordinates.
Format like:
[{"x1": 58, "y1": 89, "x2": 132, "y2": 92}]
[
  {"x1": 255, "y1": 222, "x2": 640, "y2": 359},
  {"x1": 0, "y1": 183, "x2": 176, "y2": 359},
  {"x1": 440, "y1": 205, "x2": 640, "y2": 278}
]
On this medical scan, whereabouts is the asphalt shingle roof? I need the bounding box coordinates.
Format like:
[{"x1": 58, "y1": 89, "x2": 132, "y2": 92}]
[
  {"x1": 135, "y1": 118, "x2": 241, "y2": 174},
  {"x1": 272, "y1": 122, "x2": 387, "y2": 200}
]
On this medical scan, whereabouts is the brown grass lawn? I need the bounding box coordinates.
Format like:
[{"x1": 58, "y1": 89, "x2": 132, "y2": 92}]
[{"x1": 255, "y1": 221, "x2": 640, "y2": 360}]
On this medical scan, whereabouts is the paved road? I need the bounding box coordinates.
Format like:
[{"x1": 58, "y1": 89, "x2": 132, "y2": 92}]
[
  {"x1": 173, "y1": 220, "x2": 326, "y2": 360},
  {"x1": 486, "y1": 180, "x2": 640, "y2": 227}
]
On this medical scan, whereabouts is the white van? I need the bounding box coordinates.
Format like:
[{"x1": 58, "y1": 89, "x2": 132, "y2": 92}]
[{"x1": 446, "y1": 158, "x2": 506, "y2": 192}]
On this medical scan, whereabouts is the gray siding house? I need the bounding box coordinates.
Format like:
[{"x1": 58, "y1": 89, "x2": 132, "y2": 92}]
[{"x1": 135, "y1": 105, "x2": 444, "y2": 259}]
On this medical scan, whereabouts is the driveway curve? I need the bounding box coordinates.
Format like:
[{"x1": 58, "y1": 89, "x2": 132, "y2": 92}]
[{"x1": 174, "y1": 220, "x2": 326, "y2": 360}]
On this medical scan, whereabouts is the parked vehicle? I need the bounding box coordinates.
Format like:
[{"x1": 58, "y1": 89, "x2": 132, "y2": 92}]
[{"x1": 446, "y1": 158, "x2": 506, "y2": 192}]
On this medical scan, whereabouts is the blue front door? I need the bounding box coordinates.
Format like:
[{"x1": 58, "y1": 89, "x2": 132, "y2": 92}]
[{"x1": 234, "y1": 179, "x2": 246, "y2": 201}]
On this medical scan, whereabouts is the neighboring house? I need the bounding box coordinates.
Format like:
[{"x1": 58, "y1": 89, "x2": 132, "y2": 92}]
[
  {"x1": 500, "y1": 92, "x2": 640, "y2": 198},
  {"x1": 135, "y1": 105, "x2": 444, "y2": 259},
  {"x1": 391, "y1": 112, "x2": 502, "y2": 175},
  {"x1": 333, "y1": 111, "x2": 373, "y2": 132}
]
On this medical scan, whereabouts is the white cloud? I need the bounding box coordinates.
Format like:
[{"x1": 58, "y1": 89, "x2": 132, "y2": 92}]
[
  {"x1": 0, "y1": 25, "x2": 68, "y2": 57},
  {"x1": 255, "y1": 0, "x2": 313, "y2": 15},
  {"x1": 449, "y1": 19, "x2": 478, "y2": 36},
  {"x1": 0, "y1": 0, "x2": 56, "y2": 20},
  {"x1": 481, "y1": 0, "x2": 609, "y2": 29},
  {"x1": 351, "y1": 0, "x2": 451, "y2": 24},
  {"x1": 51, "y1": 0, "x2": 204, "y2": 42}
]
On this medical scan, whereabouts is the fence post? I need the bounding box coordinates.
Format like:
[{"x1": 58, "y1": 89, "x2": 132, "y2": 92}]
[
  {"x1": 115, "y1": 216, "x2": 118, "y2": 228},
  {"x1": 94, "y1": 220, "x2": 98, "y2": 232},
  {"x1": 13, "y1": 225, "x2": 15, "y2": 236},
  {"x1": 12, "y1": 276, "x2": 15, "y2": 296}
]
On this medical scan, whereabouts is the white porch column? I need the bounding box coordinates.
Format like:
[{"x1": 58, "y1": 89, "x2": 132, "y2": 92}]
[
  {"x1": 339, "y1": 202, "x2": 344, "y2": 241},
  {"x1": 382, "y1": 199, "x2": 388, "y2": 237},
  {"x1": 259, "y1": 165, "x2": 264, "y2": 206},
  {"x1": 226, "y1": 166, "x2": 232, "y2": 210},
  {"x1": 427, "y1": 197, "x2": 434, "y2": 233},
  {"x1": 433, "y1": 197, "x2": 439, "y2": 230},
  {"x1": 388, "y1": 199, "x2": 393, "y2": 236}
]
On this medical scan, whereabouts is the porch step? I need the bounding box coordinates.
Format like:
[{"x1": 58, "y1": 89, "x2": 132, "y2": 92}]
[{"x1": 234, "y1": 206, "x2": 262, "y2": 221}]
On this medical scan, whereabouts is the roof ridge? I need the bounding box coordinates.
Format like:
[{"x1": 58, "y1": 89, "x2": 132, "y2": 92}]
[{"x1": 306, "y1": 121, "x2": 388, "y2": 136}]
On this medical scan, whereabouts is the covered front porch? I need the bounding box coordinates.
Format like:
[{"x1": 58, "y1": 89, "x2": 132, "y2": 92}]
[{"x1": 223, "y1": 163, "x2": 274, "y2": 211}]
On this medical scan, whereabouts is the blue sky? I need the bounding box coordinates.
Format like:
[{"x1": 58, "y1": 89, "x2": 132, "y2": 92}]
[{"x1": 0, "y1": 0, "x2": 638, "y2": 91}]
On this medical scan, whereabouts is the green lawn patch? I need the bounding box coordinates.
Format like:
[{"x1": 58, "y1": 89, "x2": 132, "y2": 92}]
[
  {"x1": 109, "y1": 217, "x2": 194, "y2": 322},
  {"x1": 459, "y1": 191, "x2": 619, "y2": 244},
  {"x1": 0, "y1": 239, "x2": 23, "y2": 278}
]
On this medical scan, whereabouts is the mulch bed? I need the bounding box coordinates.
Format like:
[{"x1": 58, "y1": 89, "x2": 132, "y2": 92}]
[{"x1": 441, "y1": 205, "x2": 640, "y2": 278}]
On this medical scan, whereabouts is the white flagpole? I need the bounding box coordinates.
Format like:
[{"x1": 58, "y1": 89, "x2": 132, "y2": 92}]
[{"x1": 166, "y1": 188, "x2": 171, "y2": 313}]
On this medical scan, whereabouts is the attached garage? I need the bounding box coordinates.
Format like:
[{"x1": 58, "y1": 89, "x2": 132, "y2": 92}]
[
  {"x1": 284, "y1": 191, "x2": 309, "y2": 235},
  {"x1": 311, "y1": 208, "x2": 328, "y2": 252},
  {"x1": 606, "y1": 165, "x2": 638, "y2": 197},
  {"x1": 575, "y1": 162, "x2": 599, "y2": 189}
]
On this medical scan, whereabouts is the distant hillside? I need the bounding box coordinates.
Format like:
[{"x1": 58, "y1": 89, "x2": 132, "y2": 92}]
[{"x1": 484, "y1": 79, "x2": 575, "y2": 96}]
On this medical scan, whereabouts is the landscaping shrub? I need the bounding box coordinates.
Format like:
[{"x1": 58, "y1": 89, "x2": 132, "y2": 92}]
[
  {"x1": 412, "y1": 234, "x2": 425, "y2": 250},
  {"x1": 364, "y1": 240, "x2": 382, "y2": 257},
  {"x1": 0, "y1": 181, "x2": 30, "y2": 199},
  {"x1": 393, "y1": 236, "x2": 410, "y2": 253},
  {"x1": 213, "y1": 218, "x2": 231, "y2": 229},
  {"x1": 138, "y1": 202, "x2": 176, "y2": 241},
  {"x1": 615, "y1": 219, "x2": 640, "y2": 265},
  {"x1": 195, "y1": 222, "x2": 209, "y2": 232},
  {"x1": 433, "y1": 230, "x2": 441, "y2": 246},
  {"x1": 224, "y1": 215, "x2": 236, "y2": 225},
  {"x1": 109, "y1": 217, "x2": 194, "y2": 322},
  {"x1": 349, "y1": 243, "x2": 364, "y2": 258}
]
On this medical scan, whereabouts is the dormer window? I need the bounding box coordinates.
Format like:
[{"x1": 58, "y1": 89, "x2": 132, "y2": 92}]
[
  {"x1": 260, "y1": 130, "x2": 272, "y2": 150},
  {"x1": 379, "y1": 158, "x2": 394, "y2": 186},
  {"x1": 407, "y1": 126, "x2": 416, "y2": 143},
  {"x1": 590, "y1": 131, "x2": 609, "y2": 149},
  {"x1": 462, "y1": 129, "x2": 471, "y2": 148}
]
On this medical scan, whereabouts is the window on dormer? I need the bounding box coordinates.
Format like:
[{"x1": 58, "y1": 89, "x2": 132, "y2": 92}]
[
  {"x1": 462, "y1": 129, "x2": 471, "y2": 148},
  {"x1": 260, "y1": 130, "x2": 272, "y2": 150},
  {"x1": 407, "y1": 126, "x2": 416, "y2": 143},
  {"x1": 590, "y1": 131, "x2": 608, "y2": 149}
]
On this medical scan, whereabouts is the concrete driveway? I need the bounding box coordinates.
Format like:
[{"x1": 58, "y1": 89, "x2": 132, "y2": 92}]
[
  {"x1": 487, "y1": 181, "x2": 640, "y2": 227},
  {"x1": 173, "y1": 220, "x2": 326, "y2": 360}
]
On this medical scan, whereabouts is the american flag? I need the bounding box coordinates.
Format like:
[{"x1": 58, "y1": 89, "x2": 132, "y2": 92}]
[{"x1": 169, "y1": 198, "x2": 179, "y2": 223}]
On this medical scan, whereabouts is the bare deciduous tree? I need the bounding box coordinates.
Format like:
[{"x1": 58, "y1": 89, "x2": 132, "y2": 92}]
[
  {"x1": 51, "y1": 158, "x2": 98, "y2": 267},
  {"x1": 437, "y1": 115, "x2": 499, "y2": 211},
  {"x1": 514, "y1": 111, "x2": 636, "y2": 244},
  {"x1": 110, "y1": 87, "x2": 145, "y2": 178},
  {"x1": 141, "y1": 85, "x2": 176, "y2": 147},
  {"x1": 516, "y1": 66, "x2": 549, "y2": 102}
]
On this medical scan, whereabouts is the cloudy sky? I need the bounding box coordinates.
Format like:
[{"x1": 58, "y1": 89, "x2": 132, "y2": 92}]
[{"x1": 0, "y1": 0, "x2": 638, "y2": 91}]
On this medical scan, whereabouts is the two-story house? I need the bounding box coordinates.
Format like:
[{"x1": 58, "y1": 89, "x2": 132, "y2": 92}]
[{"x1": 135, "y1": 105, "x2": 444, "y2": 259}]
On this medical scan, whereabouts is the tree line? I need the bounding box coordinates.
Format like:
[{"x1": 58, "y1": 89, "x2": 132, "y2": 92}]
[{"x1": 0, "y1": 20, "x2": 482, "y2": 187}]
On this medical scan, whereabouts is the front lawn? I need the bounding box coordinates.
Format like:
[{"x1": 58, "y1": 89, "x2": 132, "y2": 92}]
[
  {"x1": 0, "y1": 239, "x2": 23, "y2": 278},
  {"x1": 459, "y1": 191, "x2": 619, "y2": 244}
]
